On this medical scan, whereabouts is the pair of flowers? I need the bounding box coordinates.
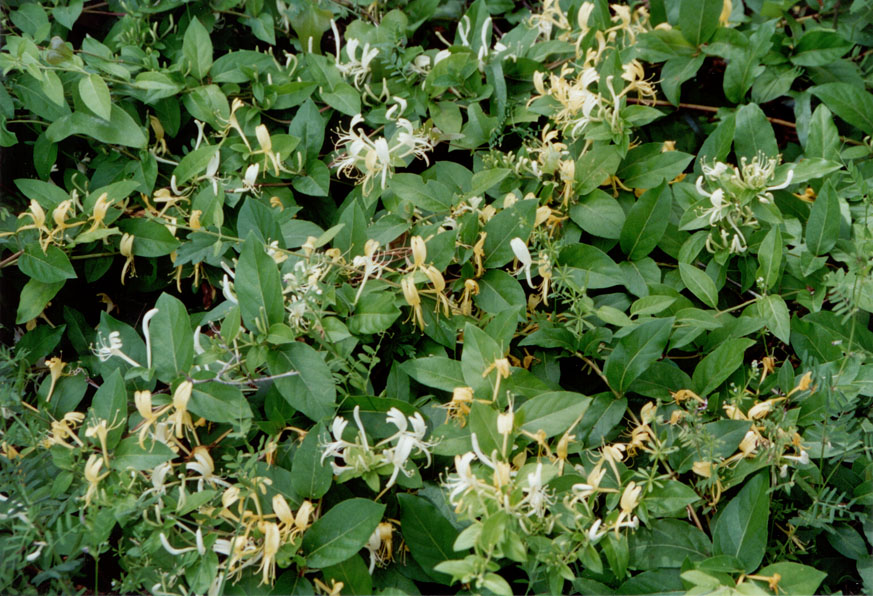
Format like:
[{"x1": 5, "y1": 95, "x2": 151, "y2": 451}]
[{"x1": 321, "y1": 406, "x2": 434, "y2": 491}]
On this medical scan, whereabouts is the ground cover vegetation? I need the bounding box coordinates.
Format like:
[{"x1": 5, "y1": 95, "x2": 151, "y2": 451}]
[{"x1": 0, "y1": 0, "x2": 872, "y2": 593}]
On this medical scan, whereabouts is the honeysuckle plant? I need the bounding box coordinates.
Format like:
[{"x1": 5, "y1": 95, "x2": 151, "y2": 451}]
[{"x1": 2, "y1": 0, "x2": 873, "y2": 594}]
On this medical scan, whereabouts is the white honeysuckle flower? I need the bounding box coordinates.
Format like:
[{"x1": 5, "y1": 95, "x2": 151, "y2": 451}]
[
  {"x1": 587, "y1": 519, "x2": 607, "y2": 542},
  {"x1": 784, "y1": 450, "x2": 810, "y2": 465},
  {"x1": 193, "y1": 326, "x2": 205, "y2": 355},
  {"x1": 159, "y1": 532, "x2": 197, "y2": 556},
  {"x1": 234, "y1": 163, "x2": 260, "y2": 194},
  {"x1": 142, "y1": 308, "x2": 159, "y2": 370},
  {"x1": 352, "y1": 239, "x2": 385, "y2": 303},
  {"x1": 510, "y1": 237, "x2": 534, "y2": 288},
  {"x1": 150, "y1": 461, "x2": 173, "y2": 496},
  {"x1": 91, "y1": 331, "x2": 142, "y2": 367},
  {"x1": 701, "y1": 161, "x2": 729, "y2": 180},
  {"x1": 445, "y1": 452, "x2": 481, "y2": 503},
  {"x1": 433, "y1": 49, "x2": 451, "y2": 65},
  {"x1": 185, "y1": 446, "x2": 231, "y2": 490},
  {"x1": 331, "y1": 21, "x2": 380, "y2": 89},
  {"x1": 378, "y1": 409, "x2": 434, "y2": 489},
  {"x1": 334, "y1": 114, "x2": 436, "y2": 194},
  {"x1": 25, "y1": 542, "x2": 46, "y2": 562},
  {"x1": 221, "y1": 274, "x2": 238, "y2": 304},
  {"x1": 519, "y1": 462, "x2": 554, "y2": 519}
]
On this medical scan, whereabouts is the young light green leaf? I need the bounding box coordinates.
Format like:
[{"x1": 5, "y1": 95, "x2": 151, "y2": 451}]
[
  {"x1": 679, "y1": 263, "x2": 719, "y2": 309},
  {"x1": 235, "y1": 236, "x2": 284, "y2": 332},
  {"x1": 78, "y1": 73, "x2": 111, "y2": 120},
  {"x1": 18, "y1": 243, "x2": 76, "y2": 283},
  {"x1": 183, "y1": 17, "x2": 213, "y2": 80},
  {"x1": 149, "y1": 293, "x2": 194, "y2": 382},
  {"x1": 517, "y1": 392, "x2": 591, "y2": 438},
  {"x1": 756, "y1": 225, "x2": 782, "y2": 291},
  {"x1": 734, "y1": 103, "x2": 778, "y2": 161},
  {"x1": 757, "y1": 294, "x2": 791, "y2": 344}
]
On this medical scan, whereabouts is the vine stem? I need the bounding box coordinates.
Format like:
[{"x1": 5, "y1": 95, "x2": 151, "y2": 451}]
[{"x1": 574, "y1": 352, "x2": 621, "y2": 399}]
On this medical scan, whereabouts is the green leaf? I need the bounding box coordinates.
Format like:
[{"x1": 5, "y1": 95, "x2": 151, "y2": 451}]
[
  {"x1": 805, "y1": 179, "x2": 840, "y2": 256},
  {"x1": 629, "y1": 519, "x2": 711, "y2": 570},
  {"x1": 712, "y1": 471, "x2": 769, "y2": 572},
  {"x1": 236, "y1": 236, "x2": 284, "y2": 332},
  {"x1": 474, "y1": 270, "x2": 526, "y2": 315},
  {"x1": 756, "y1": 562, "x2": 826, "y2": 595},
  {"x1": 757, "y1": 294, "x2": 791, "y2": 344},
  {"x1": 692, "y1": 338, "x2": 755, "y2": 396},
  {"x1": 461, "y1": 324, "x2": 504, "y2": 399},
  {"x1": 756, "y1": 225, "x2": 782, "y2": 291},
  {"x1": 616, "y1": 144, "x2": 693, "y2": 189},
  {"x1": 183, "y1": 17, "x2": 213, "y2": 80},
  {"x1": 16, "y1": 279, "x2": 64, "y2": 324},
  {"x1": 518, "y1": 391, "x2": 591, "y2": 438},
  {"x1": 349, "y1": 290, "x2": 401, "y2": 334},
  {"x1": 18, "y1": 243, "x2": 76, "y2": 283},
  {"x1": 320, "y1": 82, "x2": 361, "y2": 116},
  {"x1": 14, "y1": 179, "x2": 69, "y2": 209},
  {"x1": 89, "y1": 369, "x2": 126, "y2": 449},
  {"x1": 791, "y1": 30, "x2": 852, "y2": 67},
  {"x1": 483, "y1": 199, "x2": 537, "y2": 267},
  {"x1": 40, "y1": 71, "x2": 65, "y2": 107},
  {"x1": 302, "y1": 498, "x2": 385, "y2": 569},
  {"x1": 677, "y1": 0, "x2": 722, "y2": 46},
  {"x1": 660, "y1": 55, "x2": 705, "y2": 105},
  {"x1": 78, "y1": 73, "x2": 111, "y2": 121},
  {"x1": 620, "y1": 182, "x2": 672, "y2": 260},
  {"x1": 679, "y1": 263, "x2": 718, "y2": 308},
  {"x1": 52, "y1": 2, "x2": 83, "y2": 30},
  {"x1": 804, "y1": 104, "x2": 840, "y2": 159},
  {"x1": 389, "y1": 174, "x2": 453, "y2": 212},
  {"x1": 570, "y1": 190, "x2": 626, "y2": 240},
  {"x1": 400, "y1": 357, "x2": 465, "y2": 392},
  {"x1": 173, "y1": 144, "x2": 220, "y2": 185},
  {"x1": 811, "y1": 82, "x2": 873, "y2": 135},
  {"x1": 397, "y1": 494, "x2": 457, "y2": 584},
  {"x1": 322, "y1": 555, "x2": 372, "y2": 596},
  {"x1": 734, "y1": 103, "x2": 778, "y2": 160},
  {"x1": 118, "y1": 219, "x2": 180, "y2": 256},
  {"x1": 291, "y1": 422, "x2": 332, "y2": 500},
  {"x1": 604, "y1": 318, "x2": 674, "y2": 395},
  {"x1": 189, "y1": 382, "x2": 252, "y2": 425},
  {"x1": 45, "y1": 105, "x2": 147, "y2": 149},
  {"x1": 148, "y1": 293, "x2": 193, "y2": 381},
  {"x1": 558, "y1": 244, "x2": 625, "y2": 290},
  {"x1": 112, "y1": 436, "x2": 175, "y2": 471},
  {"x1": 11, "y1": 4, "x2": 50, "y2": 42},
  {"x1": 267, "y1": 342, "x2": 336, "y2": 421},
  {"x1": 471, "y1": 168, "x2": 511, "y2": 196}
]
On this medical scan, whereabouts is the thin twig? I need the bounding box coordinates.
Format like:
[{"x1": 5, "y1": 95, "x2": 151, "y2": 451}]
[
  {"x1": 575, "y1": 352, "x2": 621, "y2": 399},
  {"x1": 0, "y1": 250, "x2": 22, "y2": 269}
]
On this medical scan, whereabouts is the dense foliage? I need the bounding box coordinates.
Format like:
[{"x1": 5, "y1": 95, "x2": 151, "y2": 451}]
[{"x1": 1, "y1": 0, "x2": 872, "y2": 594}]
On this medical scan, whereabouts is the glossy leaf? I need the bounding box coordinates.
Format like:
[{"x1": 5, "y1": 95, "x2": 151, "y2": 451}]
[{"x1": 302, "y1": 498, "x2": 385, "y2": 569}]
